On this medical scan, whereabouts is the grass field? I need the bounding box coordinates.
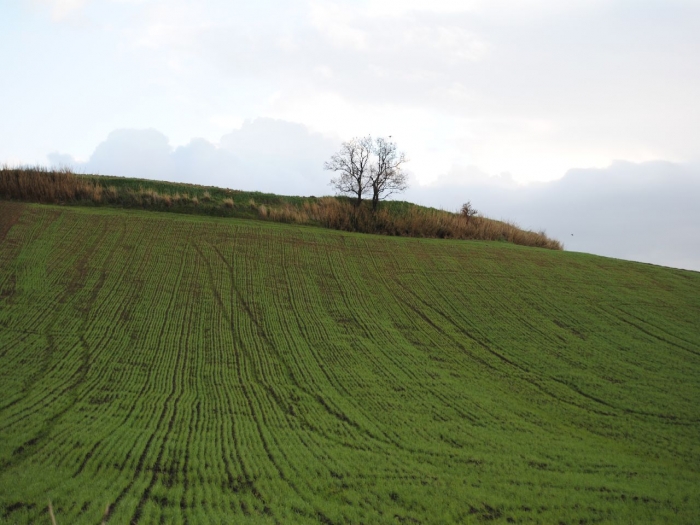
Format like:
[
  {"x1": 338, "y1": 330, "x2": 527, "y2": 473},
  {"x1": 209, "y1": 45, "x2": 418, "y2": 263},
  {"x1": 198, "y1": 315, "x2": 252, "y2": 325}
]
[{"x1": 0, "y1": 201, "x2": 699, "y2": 524}]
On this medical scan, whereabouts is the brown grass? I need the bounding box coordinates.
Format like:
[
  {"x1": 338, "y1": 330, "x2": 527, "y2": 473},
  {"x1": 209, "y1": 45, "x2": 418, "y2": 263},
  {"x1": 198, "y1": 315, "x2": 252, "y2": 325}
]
[
  {"x1": 300, "y1": 198, "x2": 562, "y2": 249},
  {"x1": 251, "y1": 198, "x2": 561, "y2": 248},
  {"x1": 48, "y1": 501, "x2": 57, "y2": 525},
  {"x1": 0, "y1": 165, "x2": 98, "y2": 203}
]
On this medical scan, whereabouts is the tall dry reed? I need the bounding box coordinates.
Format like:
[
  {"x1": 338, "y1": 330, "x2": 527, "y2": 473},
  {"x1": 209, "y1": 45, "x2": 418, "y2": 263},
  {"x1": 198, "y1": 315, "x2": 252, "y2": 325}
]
[
  {"x1": 301, "y1": 198, "x2": 562, "y2": 249},
  {"x1": 0, "y1": 165, "x2": 99, "y2": 203}
]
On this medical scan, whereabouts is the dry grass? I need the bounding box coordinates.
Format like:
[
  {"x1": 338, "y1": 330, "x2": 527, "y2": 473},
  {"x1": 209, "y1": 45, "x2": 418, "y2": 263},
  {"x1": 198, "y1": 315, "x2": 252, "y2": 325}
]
[
  {"x1": 0, "y1": 166, "x2": 561, "y2": 249},
  {"x1": 253, "y1": 198, "x2": 560, "y2": 249},
  {"x1": 0, "y1": 166, "x2": 195, "y2": 209},
  {"x1": 48, "y1": 501, "x2": 56, "y2": 525},
  {"x1": 0, "y1": 165, "x2": 98, "y2": 203},
  {"x1": 301, "y1": 198, "x2": 562, "y2": 249}
]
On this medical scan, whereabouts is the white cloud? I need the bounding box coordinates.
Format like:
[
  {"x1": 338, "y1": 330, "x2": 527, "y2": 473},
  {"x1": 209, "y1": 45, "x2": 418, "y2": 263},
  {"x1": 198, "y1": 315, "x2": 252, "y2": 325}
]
[
  {"x1": 309, "y1": 1, "x2": 369, "y2": 50},
  {"x1": 362, "y1": 0, "x2": 480, "y2": 17},
  {"x1": 33, "y1": 0, "x2": 89, "y2": 21}
]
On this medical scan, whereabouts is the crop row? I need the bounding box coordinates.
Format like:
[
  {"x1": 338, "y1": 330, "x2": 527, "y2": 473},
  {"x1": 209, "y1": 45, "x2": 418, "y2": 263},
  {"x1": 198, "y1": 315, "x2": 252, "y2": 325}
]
[{"x1": 0, "y1": 204, "x2": 699, "y2": 523}]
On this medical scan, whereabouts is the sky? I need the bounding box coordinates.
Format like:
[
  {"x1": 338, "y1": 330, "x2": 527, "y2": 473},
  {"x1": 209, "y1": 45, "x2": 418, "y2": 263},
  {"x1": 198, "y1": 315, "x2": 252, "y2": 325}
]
[{"x1": 2, "y1": 0, "x2": 699, "y2": 270}]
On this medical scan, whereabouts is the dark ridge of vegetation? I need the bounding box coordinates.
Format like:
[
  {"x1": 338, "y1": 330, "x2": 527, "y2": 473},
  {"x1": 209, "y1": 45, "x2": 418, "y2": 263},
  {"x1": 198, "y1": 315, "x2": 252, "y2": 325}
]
[
  {"x1": 0, "y1": 165, "x2": 562, "y2": 250},
  {"x1": 0, "y1": 203, "x2": 698, "y2": 524}
]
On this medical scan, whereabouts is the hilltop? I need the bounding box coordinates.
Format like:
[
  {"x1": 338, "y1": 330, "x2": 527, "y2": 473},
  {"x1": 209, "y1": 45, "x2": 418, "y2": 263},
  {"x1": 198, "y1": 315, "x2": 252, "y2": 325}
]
[
  {"x1": 0, "y1": 200, "x2": 699, "y2": 524},
  {"x1": 0, "y1": 166, "x2": 561, "y2": 250}
]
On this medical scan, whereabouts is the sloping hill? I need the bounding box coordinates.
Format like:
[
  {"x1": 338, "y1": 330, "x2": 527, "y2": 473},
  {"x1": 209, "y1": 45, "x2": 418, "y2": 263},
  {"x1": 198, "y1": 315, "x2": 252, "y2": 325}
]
[
  {"x1": 0, "y1": 202, "x2": 699, "y2": 524},
  {"x1": 0, "y1": 167, "x2": 562, "y2": 250}
]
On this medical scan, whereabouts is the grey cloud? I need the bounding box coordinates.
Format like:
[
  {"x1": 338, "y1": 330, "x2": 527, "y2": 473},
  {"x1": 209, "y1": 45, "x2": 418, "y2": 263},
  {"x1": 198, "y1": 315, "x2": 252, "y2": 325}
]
[
  {"x1": 156, "y1": 1, "x2": 700, "y2": 172},
  {"x1": 217, "y1": 119, "x2": 338, "y2": 194},
  {"x1": 87, "y1": 129, "x2": 174, "y2": 180},
  {"x1": 65, "y1": 118, "x2": 338, "y2": 196},
  {"x1": 406, "y1": 161, "x2": 700, "y2": 271},
  {"x1": 47, "y1": 151, "x2": 77, "y2": 167},
  {"x1": 198, "y1": 2, "x2": 700, "y2": 120}
]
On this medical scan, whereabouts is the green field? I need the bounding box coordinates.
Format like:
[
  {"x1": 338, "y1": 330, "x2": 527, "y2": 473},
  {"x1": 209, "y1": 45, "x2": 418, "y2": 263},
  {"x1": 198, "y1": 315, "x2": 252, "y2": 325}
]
[{"x1": 1, "y1": 201, "x2": 699, "y2": 524}]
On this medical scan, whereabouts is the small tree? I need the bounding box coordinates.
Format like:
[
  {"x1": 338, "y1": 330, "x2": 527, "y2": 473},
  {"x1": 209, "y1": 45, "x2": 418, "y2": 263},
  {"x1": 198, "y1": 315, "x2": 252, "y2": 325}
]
[
  {"x1": 367, "y1": 137, "x2": 408, "y2": 211},
  {"x1": 460, "y1": 201, "x2": 478, "y2": 224},
  {"x1": 325, "y1": 136, "x2": 373, "y2": 207}
]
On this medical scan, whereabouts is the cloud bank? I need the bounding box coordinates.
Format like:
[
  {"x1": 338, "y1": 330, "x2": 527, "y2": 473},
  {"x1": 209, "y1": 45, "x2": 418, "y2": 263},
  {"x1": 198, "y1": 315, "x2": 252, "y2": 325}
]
[
  {"x1": 406, "y1": 161, "x2": 700, "y2": 271},
  {"x1": 51, "y1": 119, "x2": 338, "y2": 197}
]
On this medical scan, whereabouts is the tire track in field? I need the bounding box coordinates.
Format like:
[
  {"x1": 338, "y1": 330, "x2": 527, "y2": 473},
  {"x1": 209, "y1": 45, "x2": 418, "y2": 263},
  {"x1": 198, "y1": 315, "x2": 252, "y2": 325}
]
[
  {"x1": 320, "y1": 252, "x2": 430, "y2": 408},
  {"x1": 253, "y1": 240, "x2": 403, "y2": 452},
  {"x1": 406, "y1": 258, "x2": 625, "y2": 409},
  {"x1": 385, "y1": 253, "x2": 546, "y2": 368},
  {"x1": 299, "y1": 240, "x2": 455, "y2": 466},
  {"x1": 128, "y1": 252, "x2": 195, "y2": 524},
  {"x1": 105, "y1": 242, "x2": 191, "y2": 523},
  {"x1": 109, "y1": 232, "x2": 186, "y2": 474},
  {"x1": 370, "y1": 278, "x2": 499, "y2": 426},
  {"x1": 0, "y1": 219, "x2": 116, "y2": 431},
  {"x1": 604, "y1": 305, "x2": 700, "y2": 358},
  {"x1": 191, "y1": 241, "x2": 265, "y2": 508},
  {"x1": 38, "y1": 219, "x2": 159, "y2": 474},
  {"x1": 285, "y1": 239, "x2": 482, "y2": 436},
  {"x1": 387, "y1": 272, "x2": 622, "y2": 418},
  {"x1": 207, "y1": 239, "x2": 341, "y2": 522},
  {"x1": 1, "y1": 335, "x2": 91, "y2": 470},
  {"x1": 130, "y1": 238, "x2": 199, "y2": 524},
  {"x1": 623, "y1": 308, "x2": 700, "y2": 350},
  {"x1": 299, "y1": 243, "x2": 424, "y2": 450},
  {"x1": 315, "y1": 240, "x2": 470, "y2": 454},
  {"x1": 190, "y1": 237, "x2": 267, "y2": 518},
  {"x1": 202, "y1": 241, "x2": 315, "y2": 516},
  {"x1": 353, "y1": 244, "x2": 499, "y2": 425},
  {"x1": 253, "y1": 238, "x2": 398, "y2": 506}
]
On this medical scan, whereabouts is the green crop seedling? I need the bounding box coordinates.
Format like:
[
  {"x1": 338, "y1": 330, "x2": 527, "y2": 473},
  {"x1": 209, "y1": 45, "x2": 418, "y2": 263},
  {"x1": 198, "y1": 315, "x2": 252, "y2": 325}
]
[{"x1": 0, "y1": 202, "x2": 698, "y2": 524}]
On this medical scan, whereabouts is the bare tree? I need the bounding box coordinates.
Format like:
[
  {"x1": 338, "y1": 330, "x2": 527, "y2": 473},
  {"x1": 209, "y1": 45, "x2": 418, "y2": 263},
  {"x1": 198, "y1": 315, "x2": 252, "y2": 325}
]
[
  {"x1": 367, "y1": 137, "x2": 408, "y2": 211},
  {"x1": 324, "y1": 136, "x2": 373, "y2": 207},
  {"x1": 460, "y1": 201, "x2": 478, "y2": 224}
]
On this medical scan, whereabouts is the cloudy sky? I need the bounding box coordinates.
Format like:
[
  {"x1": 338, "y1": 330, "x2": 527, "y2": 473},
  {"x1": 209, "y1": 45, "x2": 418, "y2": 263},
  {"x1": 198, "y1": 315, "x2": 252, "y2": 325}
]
[{"x1": 2, "y1": 0, "x2": 699, "y2": 270}]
